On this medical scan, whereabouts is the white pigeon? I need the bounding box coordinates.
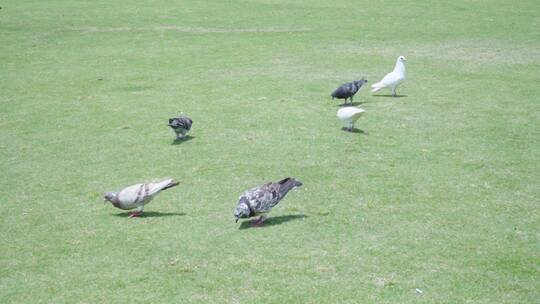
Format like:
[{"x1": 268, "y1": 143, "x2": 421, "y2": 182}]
[
  {"x1": 371, "y1": 55, "x2": 406, "y2": 96},
  {"x1": 104, "y1": 179, "x2": 179, "y2": 217},
  {"x1": 337, "y1": 107, "x2": 365, "y2": 132}
]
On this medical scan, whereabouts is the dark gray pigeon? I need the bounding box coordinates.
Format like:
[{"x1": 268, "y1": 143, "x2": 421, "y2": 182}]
[
  {"x1": 233, "y1": 177, "x2": 303, "y2": 226},
  {"x1": 168, "y1": 114, "x2": 193, "y2": 140},
  {"x1": 331, "y1": 78, "x2": 368, "y2": 104}
]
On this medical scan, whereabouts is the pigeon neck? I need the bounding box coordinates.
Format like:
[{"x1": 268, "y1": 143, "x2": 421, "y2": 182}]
[
  {"x1": 110, "y1": 197, "x2": 121, "y2": 208},
  {"x1": 245, "y1": 202, "x2": 256, "y2": 217},
  {"x1": 394, "y1": 60, "x2": 405, "y2": 74}
]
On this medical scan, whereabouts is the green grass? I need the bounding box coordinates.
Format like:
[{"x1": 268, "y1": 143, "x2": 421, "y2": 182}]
[{"x1": 1, "y1": 0, "x2": 539, "y2": 303}]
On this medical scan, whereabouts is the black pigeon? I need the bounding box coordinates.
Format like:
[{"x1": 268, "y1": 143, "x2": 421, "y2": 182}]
[
  {"x1": 331, "y1": 78, "x2": 368, "y2": 104},
  {"x1": 168, "y1": 114, "x2": 193, "y2": 140},
  {"x1": 233, "y1": 177, "x2": 303, "y2": 226}
]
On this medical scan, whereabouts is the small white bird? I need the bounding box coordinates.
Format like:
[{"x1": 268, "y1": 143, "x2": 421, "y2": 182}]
[
  {"x1": 371, "y1": 56, "x2": 406, "y2": 96},
  {"x1": 337, "y1": 107, "x2": 365, "y2": 132},
  {"x1": 104, "y1": 179, "x2": 179, "y2": 217}
]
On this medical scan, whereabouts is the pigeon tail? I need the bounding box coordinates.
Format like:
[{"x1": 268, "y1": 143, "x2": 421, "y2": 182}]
[
  {"x1": 371, "y1": 83, "x2": 384, "y2": 92},
  {"x1": 277, "y1": 177, "x2": 302, "y2": 197},
  {"x1": 161, "y1": 180, "x2": 180, "y2": 191}
]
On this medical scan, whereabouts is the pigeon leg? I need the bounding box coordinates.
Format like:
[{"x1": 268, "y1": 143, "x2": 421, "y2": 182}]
[
  {"x1": 129, "y1": 206, "x2": 144, "y2": 218},
  {"x1": 129, "y1": 211, "x2": 142, "y2": 218},
  {"x1": 392, "y1": 86, "x2": 397, "y2": 97},
  {"x1": 252, "y1": 216, "x2": 266, "y2": 227}
]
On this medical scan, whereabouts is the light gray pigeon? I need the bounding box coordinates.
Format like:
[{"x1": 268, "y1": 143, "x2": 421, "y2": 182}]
[
  {"x1": 234, "y1": 177, "x2": 303, "y2": 226},
  {"x1": 104, "y1": 178, "x2": 179, "y2": 217},
  {"x1": 371, "y1": 56, "x2": 406, "y2": 96},
  {"x1": 168, "y1": 114, "x2": 193, "y2": 140}
]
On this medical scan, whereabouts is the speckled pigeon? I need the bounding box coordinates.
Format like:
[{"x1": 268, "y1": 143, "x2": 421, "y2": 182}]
[
  {"x1": 331, "y1": 78, "x2": 368, "y2": 104},
  {"x1": 104, "y1": 179, "x2": 179, "y2": 217},
  {"x1": 233, "y1": 177, "x2": 303, "y2": 226},
  {"x1": 168, "y1": 114, "x2": 193, "y2": 140}
]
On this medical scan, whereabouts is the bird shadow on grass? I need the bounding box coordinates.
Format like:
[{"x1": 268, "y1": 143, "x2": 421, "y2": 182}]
[
  {"x1": 238, "y1": 214, "x2": 308, "y2": 230},
  {"x1": 341, "y1": 127, "x2": 366, "y2": 134},
  {"x1": 372, "y1": 94, "x2": 407, "y2": 98},
  {"x1": 113, "y1": 211, "x2": 186, "y2": 218},
  {"x1": 337, "y1": 101, "x2": 367, "y2": 107},
  {"x1": 171, "y1": 135, "x2": 195, "y2": 145}
]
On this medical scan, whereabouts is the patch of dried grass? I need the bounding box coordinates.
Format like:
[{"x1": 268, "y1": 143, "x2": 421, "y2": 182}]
[
  {"x1": 328, "y1": 40, "x2": 540, "y2": 66},
  {"x1": 69, "y1": 26, "x2": 312, "y2": 34}
]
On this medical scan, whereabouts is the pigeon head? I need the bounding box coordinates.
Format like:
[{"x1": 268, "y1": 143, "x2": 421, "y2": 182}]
[
  {"x1": 398, "y1": 55, "x2": 407, "y2": 62},
  {"x1": 234, "y1": 198, "x2": 251, "y2": 223},
  {"x1": 354, "y1": 78, "x2": 368, "y2": 86},
  {"x1": 103, "y1": 192, "x2": 117, "y2": 203}
]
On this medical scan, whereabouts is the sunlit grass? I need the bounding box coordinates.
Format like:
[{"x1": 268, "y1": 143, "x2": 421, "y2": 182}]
[{"x1": 1, "y1": 0, "x2": 539, "y2": 303}]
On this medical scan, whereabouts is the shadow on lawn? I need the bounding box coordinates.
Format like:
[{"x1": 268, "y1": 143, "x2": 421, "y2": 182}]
[
  {"x1": 114, "y1": 211, "x2": 185, "y2": 218},
  {"x1": 336, "y1": 101, "x2": 367, "y2": 107},
  {"x1": 372, "y1": 94, "x2": 407, "y2": 98},
  {"x1": 238, "y1": 214, "x2": 308, "y2": 230},
  {"x1": 171, "y1": 135, "x2": 195, "y2": 145},
  {"x1": 341, "y1": 127, "x2": 366, "y2": 134}
]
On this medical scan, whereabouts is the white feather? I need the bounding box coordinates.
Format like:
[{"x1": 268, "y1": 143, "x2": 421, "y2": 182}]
[{"x1": 337, "y1": 107, "x2": 365, "y2": 126}]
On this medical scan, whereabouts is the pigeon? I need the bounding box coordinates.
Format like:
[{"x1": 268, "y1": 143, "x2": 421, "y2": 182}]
[
  {"x1": 104, "y1": 179, "x2": 179, "y2": 217},
  {"x1": 331, "y1": 78, "x2": 368, "y2": 104},
  {"x1": 337, "y1": 106, "x2": 365, "y2": 132},
  {"x1": 234, "y1": 177, "x2": 303, "y2": 226},
  {"x1": 168, "y1": 114, "x2": 193, "y2": 140},
  {"x1": 371, "y1": 56, "x2": 406, "y2": 96}
]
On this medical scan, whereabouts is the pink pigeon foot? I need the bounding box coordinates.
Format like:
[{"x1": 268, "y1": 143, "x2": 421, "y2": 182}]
[
  {"x1": 129, "y1": 211, "x2": 143, "y2": 218},
  {"x1": 251, "y1": 217, "x2": 265, "y2": 227}
]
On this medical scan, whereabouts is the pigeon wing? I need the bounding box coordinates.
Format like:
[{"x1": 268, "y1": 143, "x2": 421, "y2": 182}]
[
  {"x1": 178, "y1": 116, "x2": 193, "y2": 130},
  {"x1": 147, "y1": 179, "x2": 176, "y2": 196},
  {"x1": 257, "y1": 182, "x2": 282, "y2": 211},
  {"x1": 337, "y1": 107, "x2": 365, "y2": 123},
  {"x1": 116, "y1": 183, "x2": 148, "y2": 208},
  {"x1": 376, "y1": 71, "x2": 401, "y2": 88},
  {"x1": 332, "y1": 83, "x2": 352, "y2": 98},
  {"x1": 169, "y1": 116, "x2": 192, "y2": 130},
  {"x1": 244, "y1": 183, "x2": 280, "y2": 213}
]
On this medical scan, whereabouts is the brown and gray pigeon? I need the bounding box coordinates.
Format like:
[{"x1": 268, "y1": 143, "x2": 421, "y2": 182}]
[
  {"x1": 233, "y1": 177, "x2": 302, "y2": 226},
  {"x1": 104, "y1": 179, "x2": 179, "y2": 217}
]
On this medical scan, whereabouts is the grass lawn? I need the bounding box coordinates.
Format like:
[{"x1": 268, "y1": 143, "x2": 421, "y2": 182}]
[{"x1": 1, "y1": 0, "x2": 539, "y2": 303}]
